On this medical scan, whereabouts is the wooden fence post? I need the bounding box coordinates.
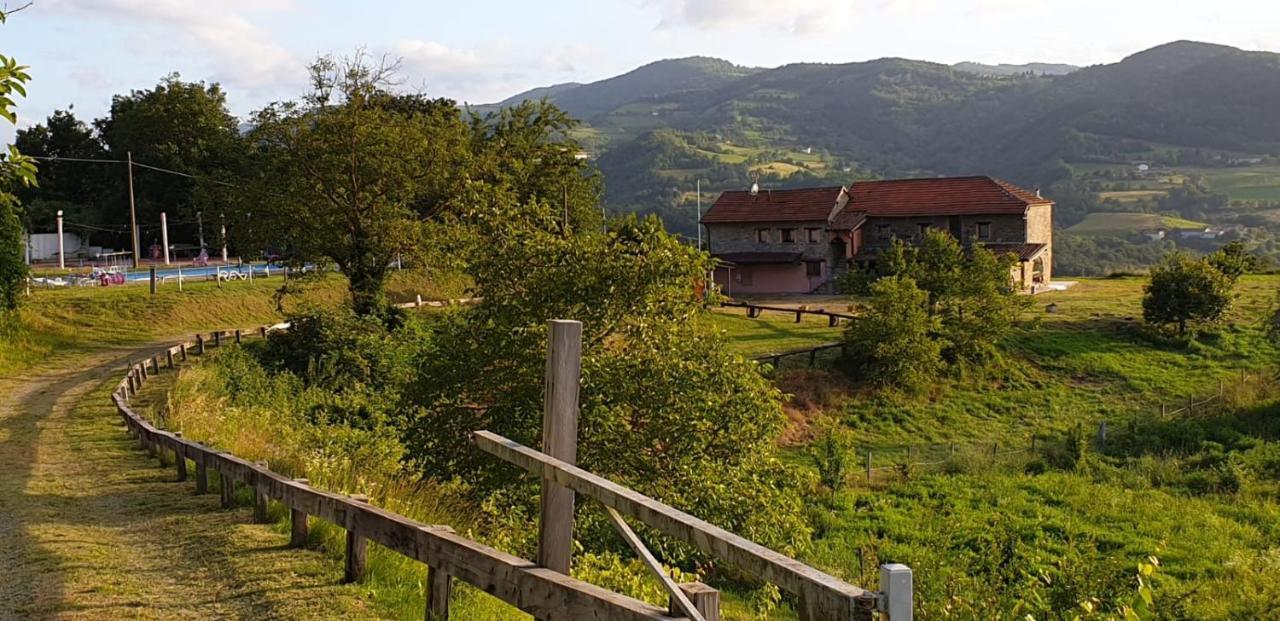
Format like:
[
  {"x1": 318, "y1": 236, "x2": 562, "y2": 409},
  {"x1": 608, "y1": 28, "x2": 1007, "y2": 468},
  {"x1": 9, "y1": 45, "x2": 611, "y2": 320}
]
[
  {"x1": 220, "y1": 467, "x2": 235, "y2": 508},
  {"x1": 538, "y1": 320, "x2": 583, "y2": 576},
  {"x1": 344, "y1": 494, "x2": 370, "y2": 583},
  {"x1": 195, "y1": 454, "x2": 208, "y2": 494},
  {"x1": 180, "y1": 343, "x2": 188, "y2": 361},
  {"x1": 213, "y1": 331, "x2": 221, "y2": 348},
  {"x1": 1187, "y1": 395, "x2": 1193, "y2": 415},
  {"x1": 866, "y1": 450, "x2": 873, "y2": 482},
  {"x1": 668, "y1": 583, "x2": 720, "y2": 621},
  {"x1": 235, "y1": 329, "x2": 242, "y2": 344},
  {"x1": 794, "y1": 310, "x2": 802, "y2": 323},
  {"x1": 253, "y1": 461, "x2": 270, "y2": 523},
  {"x1": 809, "y1": 349, "x2": 818, "y2": 367},
  {"x1": 259, "y1": 326, "x2": 267, "y2": 339},
  {"x1": 174, "y1": 433, "x2": 187, "y2": 481},
  {"x1": 196, "y1": 334, "x2": 205, "y2": 355},
  {"x1": 166, "y1": 349, "x2": 175, "y2": 369},
  {"x1": 290, "y1": 479, "x2": 309, "y2": 547},
  {"x1": 425, "y1": 527, "x2": 455, "y2": 621},
  {"x1": 828, "y1": 314, "x2": 839, "y2": 327}
]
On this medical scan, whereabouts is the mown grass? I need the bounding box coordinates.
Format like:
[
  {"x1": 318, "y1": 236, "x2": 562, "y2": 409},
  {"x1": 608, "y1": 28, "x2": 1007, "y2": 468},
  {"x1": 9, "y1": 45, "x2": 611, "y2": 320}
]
[
  {"x1": 770, "y1": 275, "x2": 1280, "y2": 618},
  {"x1": 706, "y1": 310, "x2": 841, "y2": 357},
  {"x1": 0, "y1": 270, "x2": 462, "y2": 378}
]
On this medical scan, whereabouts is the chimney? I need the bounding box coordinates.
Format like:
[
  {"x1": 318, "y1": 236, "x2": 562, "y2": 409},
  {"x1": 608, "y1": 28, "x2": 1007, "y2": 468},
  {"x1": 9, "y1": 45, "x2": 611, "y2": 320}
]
[{"x1": 1035, "y1": 188, "x2": 1042, "y2": 198}]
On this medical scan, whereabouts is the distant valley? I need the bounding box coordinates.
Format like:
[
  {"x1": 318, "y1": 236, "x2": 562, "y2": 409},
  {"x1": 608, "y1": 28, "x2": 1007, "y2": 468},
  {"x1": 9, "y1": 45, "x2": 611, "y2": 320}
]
[{"x1": 479, "y1": 41, "x2": 1280, "y2": 274}]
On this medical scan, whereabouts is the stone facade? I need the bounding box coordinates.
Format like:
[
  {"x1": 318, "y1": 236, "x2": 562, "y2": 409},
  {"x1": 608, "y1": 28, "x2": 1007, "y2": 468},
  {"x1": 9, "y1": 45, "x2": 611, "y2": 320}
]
[
  {"x1": 860, "y1": 213, "x2": 1030, "y2": 251},
  {"x1": 706, "y1": 221, "x2": 834, "y2": 261}
]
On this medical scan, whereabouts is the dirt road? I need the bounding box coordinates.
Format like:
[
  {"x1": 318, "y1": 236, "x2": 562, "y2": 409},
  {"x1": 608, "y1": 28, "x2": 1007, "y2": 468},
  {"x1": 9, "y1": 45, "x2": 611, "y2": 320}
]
[{"x1": 0, "y1": 346, "x2": 377, "y2": 620}]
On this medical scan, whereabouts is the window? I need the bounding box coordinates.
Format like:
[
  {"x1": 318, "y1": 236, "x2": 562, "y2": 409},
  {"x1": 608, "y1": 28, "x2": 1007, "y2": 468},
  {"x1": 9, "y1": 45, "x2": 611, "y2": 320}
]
[
  {"x1": 805, "y1": 261, "x2": 823, "y2": 277},
  {"x1": 755, "y1": 228, "x2": 770, "y2": 243},
  {"x1": 977, "y1": 222, "x2": 992, "y2": 240},
  {"x1": 877, "y1": 224, "x2": 892, "y2": 240},
  {"x1": 806, "y1": 228, "x2": 822, "y2": 243},
  {"x1": 780, "y1": 228, "x2": 796, "y2": 243},
  {"x1": 916, "y1": 223, "x2": 932, "y2": 239}
]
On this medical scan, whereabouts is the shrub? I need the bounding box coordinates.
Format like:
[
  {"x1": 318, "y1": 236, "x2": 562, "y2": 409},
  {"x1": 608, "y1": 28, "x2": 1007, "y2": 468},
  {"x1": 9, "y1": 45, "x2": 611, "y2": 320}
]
[
  {"x1": 810, "y1": 419, "x2": 856, "y2": 501},
  {"x1": 842, "y1": 275, "x2": 942, "y2": 391}
]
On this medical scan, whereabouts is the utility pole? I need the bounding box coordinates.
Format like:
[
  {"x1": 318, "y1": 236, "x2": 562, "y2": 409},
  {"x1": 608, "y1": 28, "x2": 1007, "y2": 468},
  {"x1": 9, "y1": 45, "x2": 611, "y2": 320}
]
[
  {"x1": 696, "y1": 179, "x2": 703, "y2": 251},
  {"x1": 160, "y1": 212, "x2": 170, "y2": 265},
  {"x1": 56, "y1": 210, "x2": 65, "y2": 270},
  {"x1": 127, "y1": 151, "x2": 140, "y2": 268}
]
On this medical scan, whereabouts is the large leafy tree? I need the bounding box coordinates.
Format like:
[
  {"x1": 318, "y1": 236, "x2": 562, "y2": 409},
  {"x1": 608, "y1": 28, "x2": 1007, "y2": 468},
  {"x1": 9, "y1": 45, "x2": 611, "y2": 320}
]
[
  {"x1": 1142, "y1": 251, "x2": 1234, "y2": 335},
  {"x1": 404, "y1": 196, "x2": 810, "y2": 562},
  {"x1": 236, "y1": 54, "x2": 470, "y2": 316},
  {"x1": 15, "y1": 109, "x2": 111, "y2": 231},
  {"x1": 96, "y1": 74, "x2": 244, "y2": 228},
  {"x1": 1, "y1": 6, "x2": 36, "y2": 311},
  {"x1": 868, "y1": 230, "x2": 1025, "y2": 369}
]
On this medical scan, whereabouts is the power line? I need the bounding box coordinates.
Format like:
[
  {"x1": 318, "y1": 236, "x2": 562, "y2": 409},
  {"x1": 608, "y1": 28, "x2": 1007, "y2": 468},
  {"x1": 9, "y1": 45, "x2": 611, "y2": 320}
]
[{"x1": 27, "y1": 154, "x2": 242, "y2": 189}]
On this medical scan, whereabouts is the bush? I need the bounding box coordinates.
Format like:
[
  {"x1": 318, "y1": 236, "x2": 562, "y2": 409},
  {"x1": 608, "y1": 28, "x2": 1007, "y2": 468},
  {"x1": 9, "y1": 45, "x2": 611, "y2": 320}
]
[{"x1": 842, "y1": 275, "x2": 942, "y2": 391}]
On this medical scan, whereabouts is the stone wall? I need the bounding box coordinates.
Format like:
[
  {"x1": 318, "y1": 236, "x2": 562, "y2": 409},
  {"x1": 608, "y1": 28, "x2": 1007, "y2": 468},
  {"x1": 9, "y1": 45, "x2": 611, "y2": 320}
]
[{"x1": 705, "y1": 221, "x2": 833, "y2": 261}]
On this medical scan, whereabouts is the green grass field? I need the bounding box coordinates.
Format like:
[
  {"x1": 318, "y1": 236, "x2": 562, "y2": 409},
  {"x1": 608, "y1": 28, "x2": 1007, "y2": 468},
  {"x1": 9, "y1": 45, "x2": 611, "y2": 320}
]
[
  {"x1": 1066, "y1": 212, "x2": 1208, "y2": 236},
  {"x1": 763, "y1": 275, "x2": 1280, "y2": 618}
]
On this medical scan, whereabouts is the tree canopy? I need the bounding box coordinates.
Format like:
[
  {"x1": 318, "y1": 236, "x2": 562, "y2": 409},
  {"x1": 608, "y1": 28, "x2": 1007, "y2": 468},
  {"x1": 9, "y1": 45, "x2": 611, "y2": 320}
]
[
  {"x1": 1, "y1": 6, "x2": 35, "y2": 311},
  {"x1": 1142, "y1": 251, "x2": 1235, "y2": 335}
]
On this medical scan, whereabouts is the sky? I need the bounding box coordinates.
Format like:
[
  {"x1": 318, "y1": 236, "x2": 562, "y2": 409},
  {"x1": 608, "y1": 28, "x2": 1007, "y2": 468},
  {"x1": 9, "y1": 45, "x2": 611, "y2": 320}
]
[{"x1": 3, "y1": 0, "x2": 1280, "y2": 144}]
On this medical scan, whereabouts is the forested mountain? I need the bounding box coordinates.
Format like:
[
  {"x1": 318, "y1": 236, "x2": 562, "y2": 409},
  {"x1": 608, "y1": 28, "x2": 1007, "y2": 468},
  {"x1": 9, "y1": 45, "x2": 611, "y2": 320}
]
[
  {"x1": 472, "y1": 41, "x2": 1280, "y2": 272},
  {"x1": 952, "y1": 61, "x2": 1079, "y2": 76}
]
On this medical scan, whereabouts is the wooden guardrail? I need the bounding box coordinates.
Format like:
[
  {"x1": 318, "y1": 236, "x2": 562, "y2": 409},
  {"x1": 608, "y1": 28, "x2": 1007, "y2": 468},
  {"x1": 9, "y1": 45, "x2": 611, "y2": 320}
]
[
  {"x1": 721, "y1": 301, "x2": 855, "y2": 327},
  {"x1": 111, "y1": 320, "x2": 912, "y2": 620},
  {"x1": 113, "y1": 327, "x2": 676, "y2": 621},
  {"x1": 752, "y1": 342, "x2": 845, "y2": 368}
]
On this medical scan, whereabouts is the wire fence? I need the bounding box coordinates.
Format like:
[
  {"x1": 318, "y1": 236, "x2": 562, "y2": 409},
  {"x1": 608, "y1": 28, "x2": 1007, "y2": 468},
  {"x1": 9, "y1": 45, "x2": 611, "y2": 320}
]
[{"x1": 847, "y1": 369, "x2": 1279, "y2": 483}]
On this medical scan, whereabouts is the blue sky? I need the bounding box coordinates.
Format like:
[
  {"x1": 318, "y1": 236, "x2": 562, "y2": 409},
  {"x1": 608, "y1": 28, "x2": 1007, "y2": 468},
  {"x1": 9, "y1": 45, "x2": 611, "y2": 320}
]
[{"x1": 4, "y1": 0, "x2": 1280, "y2": 143}]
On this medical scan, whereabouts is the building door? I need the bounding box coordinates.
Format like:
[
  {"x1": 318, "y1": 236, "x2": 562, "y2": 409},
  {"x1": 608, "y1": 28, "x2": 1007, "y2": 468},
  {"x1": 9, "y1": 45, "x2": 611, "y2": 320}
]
[{"x1": 948, "y1": 215, "x2": 962, "y2": 240}]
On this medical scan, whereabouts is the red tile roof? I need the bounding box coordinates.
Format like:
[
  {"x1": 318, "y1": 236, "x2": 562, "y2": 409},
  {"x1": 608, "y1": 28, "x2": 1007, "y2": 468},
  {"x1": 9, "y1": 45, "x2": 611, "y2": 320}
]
[
  {"x1": 843, "y1": 176, "x2": 1050, "y2": 220},
  {"x1": 701, "y1": 186, "x2": 845, "y2": 224}
]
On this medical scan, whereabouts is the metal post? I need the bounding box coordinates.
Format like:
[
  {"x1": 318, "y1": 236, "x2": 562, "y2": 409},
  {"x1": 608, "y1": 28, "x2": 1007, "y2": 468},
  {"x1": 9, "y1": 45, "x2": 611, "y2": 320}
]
[
  {"x1": 866, "y1": 450, "x2": 873, "y2": 482},
  {"x1": 880, "y1": 564, "x2": 913, "y2": 621},
  {"x1": 127, "y1": 151, "x2": 140, "y2": 268},
  {"x1": 160, "y1": 211, "x2": 170, "y2": 265},
  {"x1": 220, "y1": 213, "x2": 228, "y2": 264},
  {"x1": 56, "y1": 210, "x2": 65, "y2": 270},
  {"x1": 149, "y1": 266, "x2": 157, "y2": 295},
  {"x1": 537, "y1": 320, "x2": 582, "y2": 575}
]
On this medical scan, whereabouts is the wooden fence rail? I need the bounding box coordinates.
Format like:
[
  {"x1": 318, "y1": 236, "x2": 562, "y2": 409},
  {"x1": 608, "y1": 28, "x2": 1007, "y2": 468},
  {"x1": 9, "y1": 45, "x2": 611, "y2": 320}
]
[
  {"x1": 752, "y1": 342, "x2": 845, "y2": 367},
  {"x1": 110, "y1": 321, "x2": 910, "y2": 621},
  {"x1": 722, "y1": 302, "x2": 855, "y2": 327}
]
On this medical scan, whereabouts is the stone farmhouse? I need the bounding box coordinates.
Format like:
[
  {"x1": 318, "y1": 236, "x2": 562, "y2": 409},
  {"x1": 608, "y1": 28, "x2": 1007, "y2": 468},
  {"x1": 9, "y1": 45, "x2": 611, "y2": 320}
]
[{"x1": 701, "y1": 176, "x2": 1053, "y2": 295}]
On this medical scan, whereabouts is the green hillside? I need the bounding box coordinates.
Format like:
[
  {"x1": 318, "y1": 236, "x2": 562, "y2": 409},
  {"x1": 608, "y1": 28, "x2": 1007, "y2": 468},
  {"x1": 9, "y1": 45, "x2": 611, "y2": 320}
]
[
  {"x1": 474, "y1": 40, "x2": 1280, "y2": 267},
  {"x1": 1066, "y1": 212, "x2": 1209, "y2": 236}
]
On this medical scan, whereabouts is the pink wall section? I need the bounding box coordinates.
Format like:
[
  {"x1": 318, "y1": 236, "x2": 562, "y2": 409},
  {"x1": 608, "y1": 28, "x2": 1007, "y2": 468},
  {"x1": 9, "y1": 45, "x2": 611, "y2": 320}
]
[{"x1": 713, "y1": 263, "x2": 823, "y2": 294}]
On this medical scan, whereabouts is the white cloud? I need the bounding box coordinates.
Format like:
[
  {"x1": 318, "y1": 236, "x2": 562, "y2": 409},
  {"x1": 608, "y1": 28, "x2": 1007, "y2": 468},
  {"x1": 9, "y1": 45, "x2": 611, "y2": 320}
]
[
  {"x1": 640, "y1": 0, "x2": 1050, "y2": 34},
  {"x1": 42, "y1": 0, "x2": 302, "y2": 93},
  {"x1": 393, "y1": 39, "x2": 596, "y2": 103},
  {"x1": 643, "y1": 0, "x2": 857, "y2": 34}
]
